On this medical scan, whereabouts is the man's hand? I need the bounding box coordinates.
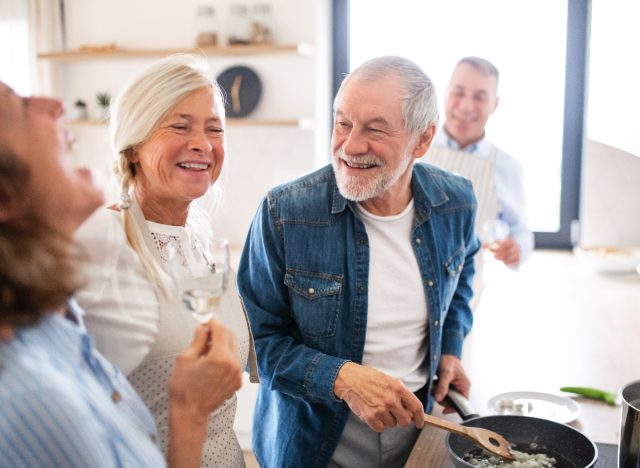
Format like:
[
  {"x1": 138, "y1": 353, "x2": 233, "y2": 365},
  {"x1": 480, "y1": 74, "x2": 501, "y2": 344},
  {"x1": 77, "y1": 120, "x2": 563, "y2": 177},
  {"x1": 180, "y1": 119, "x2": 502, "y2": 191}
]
[
  {"x1": 432, "y1": 355, "x2": 470, "y2": 414},
  {"x1": 334, "y1": 362, "x2": 424, "y2": 432},
  {"x1": 167, "y1": 320, "x2": 242, "y2": 468},
  {"x1": 486, "y1": 236, "x2": 520, "y2": 268}
]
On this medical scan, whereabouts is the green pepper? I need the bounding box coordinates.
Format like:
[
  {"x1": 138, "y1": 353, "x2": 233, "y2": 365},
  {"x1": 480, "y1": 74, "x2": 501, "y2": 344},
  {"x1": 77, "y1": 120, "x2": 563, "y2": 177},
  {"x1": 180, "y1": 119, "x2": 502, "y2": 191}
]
[{"x1": 560, "y1": 386, "x2": 618, "y2": 405}]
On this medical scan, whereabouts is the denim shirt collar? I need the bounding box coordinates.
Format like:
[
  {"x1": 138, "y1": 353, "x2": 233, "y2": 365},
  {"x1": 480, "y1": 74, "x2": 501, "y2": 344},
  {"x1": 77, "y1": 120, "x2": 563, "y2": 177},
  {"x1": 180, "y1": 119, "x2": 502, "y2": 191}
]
[
  {"x1": 331, "y1": 183, "x2": 348, "y2": 214},
  {"x1": 330, "y1": 164, "x2": 451, "y2": 224}
]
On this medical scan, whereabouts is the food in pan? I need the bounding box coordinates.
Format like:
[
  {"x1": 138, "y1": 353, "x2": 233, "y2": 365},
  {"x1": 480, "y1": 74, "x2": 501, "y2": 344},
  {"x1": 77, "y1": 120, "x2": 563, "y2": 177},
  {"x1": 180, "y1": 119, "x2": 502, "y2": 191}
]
[{"x1": 464, "y1": 444, "x2": 560, "y2": 467}]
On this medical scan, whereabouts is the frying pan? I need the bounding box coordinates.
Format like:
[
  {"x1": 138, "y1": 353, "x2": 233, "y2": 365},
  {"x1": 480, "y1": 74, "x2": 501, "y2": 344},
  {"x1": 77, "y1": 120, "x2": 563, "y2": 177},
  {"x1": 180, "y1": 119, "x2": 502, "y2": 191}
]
[{"x1": 444, "y1": 390, "x2": 597, "y2": 467}]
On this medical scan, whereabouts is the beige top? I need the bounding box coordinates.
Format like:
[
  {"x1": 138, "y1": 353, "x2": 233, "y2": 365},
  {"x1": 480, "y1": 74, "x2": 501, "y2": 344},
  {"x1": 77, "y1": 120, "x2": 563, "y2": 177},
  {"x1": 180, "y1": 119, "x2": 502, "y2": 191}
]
[
  {"x1": 421, "y1": 145, "x2": 499, "y2": 231},
  {"x1": 75, "y1": 198, "x2": 258, "y2": 467}
]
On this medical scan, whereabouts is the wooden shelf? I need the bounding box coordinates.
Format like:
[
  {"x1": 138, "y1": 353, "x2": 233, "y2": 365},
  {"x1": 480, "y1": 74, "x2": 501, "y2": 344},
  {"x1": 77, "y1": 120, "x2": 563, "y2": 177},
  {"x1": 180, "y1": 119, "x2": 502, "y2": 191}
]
[
  {"x1": 38, "y1": 43, "x2": 314, "y2": 61},
  {"x1": 64, "y1": 118, "x2": 312, "y2": 128}
]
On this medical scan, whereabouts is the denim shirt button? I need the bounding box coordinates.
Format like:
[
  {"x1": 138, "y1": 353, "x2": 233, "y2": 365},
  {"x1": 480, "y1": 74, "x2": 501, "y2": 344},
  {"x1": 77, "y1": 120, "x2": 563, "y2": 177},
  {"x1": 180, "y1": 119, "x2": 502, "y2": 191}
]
[
  {"x1": 434, "y1": 320, "x2": 439, "y2": 327},
  {"x1": 308, "y1": 287, "x2": 315, "y2": 295},
  {"x1": 415, "y1": 238, "x2": 422, "y2": 245},
  {"x1": 427, "y1": 280, "x2": 434, "y2": 287}
]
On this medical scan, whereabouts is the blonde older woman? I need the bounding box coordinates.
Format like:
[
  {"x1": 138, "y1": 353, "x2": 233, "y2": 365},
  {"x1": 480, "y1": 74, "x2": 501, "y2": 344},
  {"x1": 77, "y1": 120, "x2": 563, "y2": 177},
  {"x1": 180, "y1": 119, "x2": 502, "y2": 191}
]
[{"x1": 75, "y1": 55, "x2": 258, "y2": 467}]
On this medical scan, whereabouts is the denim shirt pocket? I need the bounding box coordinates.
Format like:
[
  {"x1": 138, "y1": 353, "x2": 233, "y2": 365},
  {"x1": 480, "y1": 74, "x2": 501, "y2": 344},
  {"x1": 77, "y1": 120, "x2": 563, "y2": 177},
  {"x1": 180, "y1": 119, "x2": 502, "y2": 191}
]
[
  {"x1": 442, "y1": 245, "x2": 465, "y2": 309},
  {"x1": 284, "y1": 269, "x2": 342, "y2": 340}
]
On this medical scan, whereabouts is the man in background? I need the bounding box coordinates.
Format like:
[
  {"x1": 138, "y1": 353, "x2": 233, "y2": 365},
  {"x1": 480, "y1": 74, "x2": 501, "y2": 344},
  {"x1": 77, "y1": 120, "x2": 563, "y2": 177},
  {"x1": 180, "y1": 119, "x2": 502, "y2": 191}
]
[
  {"x1": 424, "y1": 56, "x2": 533, "y2": 270},
  {"x1": 421, "y1": 56, "x2": 533, "y2": 310}
]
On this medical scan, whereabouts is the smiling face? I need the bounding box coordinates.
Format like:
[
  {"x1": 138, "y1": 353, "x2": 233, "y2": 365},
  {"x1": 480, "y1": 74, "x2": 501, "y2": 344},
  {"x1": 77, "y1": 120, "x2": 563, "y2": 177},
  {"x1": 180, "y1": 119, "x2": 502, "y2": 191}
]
[
  {"x1": 0, "y1": 82, "x2": 104, "y2": 235},
  {"x1": 444, "y1": 62, "x2": 499, "y2": 149},
  {"x1": 331, "y1": 73, "x2": 433, "y2": 215},
  {"x1": 130, "y1": 86, "x2": 225, "y2": 223}
]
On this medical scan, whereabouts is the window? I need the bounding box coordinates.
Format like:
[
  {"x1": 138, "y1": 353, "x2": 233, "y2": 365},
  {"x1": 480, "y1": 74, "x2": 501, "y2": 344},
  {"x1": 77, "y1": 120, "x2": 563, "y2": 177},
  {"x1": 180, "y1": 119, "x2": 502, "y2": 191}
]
[
  {"x1": 587, "y1": 0, "x2": 640, "y2": 157},
  {"x1": 332, "y1": 0, "x2": 588, "y2": 247},
  {"x1": 0, "y1": 0, "x2": 31, "y2": 94}
]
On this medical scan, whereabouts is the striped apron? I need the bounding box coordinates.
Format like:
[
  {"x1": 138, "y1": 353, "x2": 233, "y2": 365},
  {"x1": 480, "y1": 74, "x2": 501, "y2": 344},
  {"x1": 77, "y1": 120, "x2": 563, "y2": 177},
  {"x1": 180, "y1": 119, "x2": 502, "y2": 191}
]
[{"x1": 419, "y1": 145, "x2": 499, "y2": 310}]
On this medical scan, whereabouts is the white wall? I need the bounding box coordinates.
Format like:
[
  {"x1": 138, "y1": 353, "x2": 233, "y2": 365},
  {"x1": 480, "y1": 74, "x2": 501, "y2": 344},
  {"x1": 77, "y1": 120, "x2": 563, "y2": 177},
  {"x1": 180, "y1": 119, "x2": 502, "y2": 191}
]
[{"x1": 579, "y1": 140, "x2": 640, "y2": 247}]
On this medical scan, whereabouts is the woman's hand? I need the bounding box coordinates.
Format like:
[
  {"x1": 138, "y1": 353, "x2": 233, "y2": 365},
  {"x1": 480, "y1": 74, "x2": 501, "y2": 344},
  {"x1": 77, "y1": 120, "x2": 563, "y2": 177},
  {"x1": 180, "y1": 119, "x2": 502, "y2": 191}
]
[{"x1": 167, "y1": 320, "x2": 242, "y2": 468}]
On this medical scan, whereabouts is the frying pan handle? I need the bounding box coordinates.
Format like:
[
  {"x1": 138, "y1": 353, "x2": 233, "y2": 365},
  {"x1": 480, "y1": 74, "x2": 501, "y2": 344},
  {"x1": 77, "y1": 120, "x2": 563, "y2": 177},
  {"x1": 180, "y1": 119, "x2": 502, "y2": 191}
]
[{"x1": 445, "y1": 389, "x2": 480, "y2": 421}]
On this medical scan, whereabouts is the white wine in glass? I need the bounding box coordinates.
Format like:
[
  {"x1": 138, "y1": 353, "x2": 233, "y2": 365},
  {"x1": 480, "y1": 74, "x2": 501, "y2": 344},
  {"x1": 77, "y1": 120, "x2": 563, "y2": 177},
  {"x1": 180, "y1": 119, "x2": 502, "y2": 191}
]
[
  {"x1": 481, "y1": 219, "x2": 510, "y2": 251},
  {"x1": 169, "y1": 237, "x2": 230, "y2": 324}
]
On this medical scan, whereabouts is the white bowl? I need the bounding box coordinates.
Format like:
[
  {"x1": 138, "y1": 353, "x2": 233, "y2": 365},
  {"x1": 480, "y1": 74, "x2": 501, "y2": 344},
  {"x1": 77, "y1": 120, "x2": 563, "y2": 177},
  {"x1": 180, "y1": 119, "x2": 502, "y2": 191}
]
[{"x1": 574, "y1": 246, "x2": 640, "y2": 274}]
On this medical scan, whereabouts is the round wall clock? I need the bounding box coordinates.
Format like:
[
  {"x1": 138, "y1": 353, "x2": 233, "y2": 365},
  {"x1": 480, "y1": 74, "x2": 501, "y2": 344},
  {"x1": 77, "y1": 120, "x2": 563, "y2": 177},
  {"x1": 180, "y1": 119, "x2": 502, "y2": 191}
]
[{"x1": 216, "y1": 65, "x2": 262, "y2": 118}]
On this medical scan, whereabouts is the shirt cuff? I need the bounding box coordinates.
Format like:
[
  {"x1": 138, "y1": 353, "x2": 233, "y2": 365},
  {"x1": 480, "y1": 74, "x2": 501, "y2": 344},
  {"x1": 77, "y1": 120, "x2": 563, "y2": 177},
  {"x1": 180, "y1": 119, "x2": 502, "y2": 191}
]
[
  {"x1": 304, "y1": 353, "x2": 349, "y2": 403},
  {"x1": 441, "y1": 328, "x2": 465, "y2": 357}
]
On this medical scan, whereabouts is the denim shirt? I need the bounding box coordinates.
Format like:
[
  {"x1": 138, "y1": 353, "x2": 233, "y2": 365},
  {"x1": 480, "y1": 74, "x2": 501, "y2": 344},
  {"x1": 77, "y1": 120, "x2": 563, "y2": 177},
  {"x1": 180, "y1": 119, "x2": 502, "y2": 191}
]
[{"x1": 238, "y1": 162, "x2": 479, "y2": 468}]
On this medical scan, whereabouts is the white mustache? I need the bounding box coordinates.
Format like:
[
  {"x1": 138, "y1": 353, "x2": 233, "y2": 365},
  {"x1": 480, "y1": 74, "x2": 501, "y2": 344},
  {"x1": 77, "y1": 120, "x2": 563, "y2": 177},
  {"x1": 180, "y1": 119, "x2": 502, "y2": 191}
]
[{"x1": 334, "y1": 148, "x2": 384, "y2": 167}]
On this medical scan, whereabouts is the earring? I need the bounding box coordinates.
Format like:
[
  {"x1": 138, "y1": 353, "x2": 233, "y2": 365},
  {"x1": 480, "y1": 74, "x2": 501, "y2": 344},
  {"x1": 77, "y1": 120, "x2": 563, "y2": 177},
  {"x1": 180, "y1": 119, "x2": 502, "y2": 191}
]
[{"x1": 118, "y1": 192, "x2": 132, "y2": 210}]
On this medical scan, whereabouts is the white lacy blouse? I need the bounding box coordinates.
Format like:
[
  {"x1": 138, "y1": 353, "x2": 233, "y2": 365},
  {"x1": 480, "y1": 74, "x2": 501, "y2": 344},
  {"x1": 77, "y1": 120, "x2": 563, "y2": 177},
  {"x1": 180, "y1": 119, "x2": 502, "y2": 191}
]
[{"x1": 75, "y1": 202, "x2": 258, "y2": 468}]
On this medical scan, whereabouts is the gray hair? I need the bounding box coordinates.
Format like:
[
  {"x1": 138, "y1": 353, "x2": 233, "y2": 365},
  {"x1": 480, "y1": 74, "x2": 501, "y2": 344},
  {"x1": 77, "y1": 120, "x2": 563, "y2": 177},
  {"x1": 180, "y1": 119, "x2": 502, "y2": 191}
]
[
  {"x1": 457, "y1": 56, "x2": 500, "y2": 88},
  {"x1": 109, "y1": 54, "x2": 225, "y2": 295},
  {"x1": 334, "y1": 56, "x2": 439, "y2": 134}
]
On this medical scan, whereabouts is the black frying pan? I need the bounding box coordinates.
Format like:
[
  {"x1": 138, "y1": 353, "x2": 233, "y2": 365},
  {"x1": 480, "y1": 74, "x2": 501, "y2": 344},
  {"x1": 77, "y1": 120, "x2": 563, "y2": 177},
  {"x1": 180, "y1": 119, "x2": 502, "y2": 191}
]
[{"x1": 444, "y1": 390, "x2": 598, "y2": 468}]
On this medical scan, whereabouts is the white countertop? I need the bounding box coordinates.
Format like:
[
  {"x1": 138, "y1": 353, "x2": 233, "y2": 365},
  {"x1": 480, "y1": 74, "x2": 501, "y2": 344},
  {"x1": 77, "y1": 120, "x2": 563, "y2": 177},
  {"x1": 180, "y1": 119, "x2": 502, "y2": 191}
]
[{"x1": 460, "y1": 249, "x2": 640, "y2": 444}]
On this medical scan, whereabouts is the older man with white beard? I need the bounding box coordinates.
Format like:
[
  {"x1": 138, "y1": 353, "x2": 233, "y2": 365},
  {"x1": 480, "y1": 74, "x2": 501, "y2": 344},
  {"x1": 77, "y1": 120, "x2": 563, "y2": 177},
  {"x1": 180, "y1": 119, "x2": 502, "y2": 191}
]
[{"x1": 238, "y1": 56, "x2": 480, "y2": 468}]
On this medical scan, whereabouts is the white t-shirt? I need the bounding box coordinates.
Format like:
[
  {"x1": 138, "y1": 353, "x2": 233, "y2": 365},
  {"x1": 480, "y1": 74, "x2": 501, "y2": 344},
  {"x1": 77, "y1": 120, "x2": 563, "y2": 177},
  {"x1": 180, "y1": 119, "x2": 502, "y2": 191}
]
[{"x1": 356, "y1": 200, "x2": 429, "y2": 392}]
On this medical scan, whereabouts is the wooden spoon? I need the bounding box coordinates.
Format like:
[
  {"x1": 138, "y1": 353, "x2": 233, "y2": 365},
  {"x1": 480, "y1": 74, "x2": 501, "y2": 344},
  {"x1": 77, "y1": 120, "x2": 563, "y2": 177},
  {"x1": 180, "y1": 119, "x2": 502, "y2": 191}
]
[{"x1": 423, "y1": 413, "x2": 515, "y2": 461}]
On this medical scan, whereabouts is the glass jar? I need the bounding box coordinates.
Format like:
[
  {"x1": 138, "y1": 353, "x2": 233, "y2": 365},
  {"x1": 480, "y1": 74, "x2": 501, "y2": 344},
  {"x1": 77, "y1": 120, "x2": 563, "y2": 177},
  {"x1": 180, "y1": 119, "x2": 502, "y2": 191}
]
[
  {"x1": 227, "y1": 4, "x2": 252, "y2": 45},
  {"x1": 195, "y1": 5, "x2": 219, "y2": 47},
  {"x1": 251, "y1": 3, "x2": 275, "y2": 44}
]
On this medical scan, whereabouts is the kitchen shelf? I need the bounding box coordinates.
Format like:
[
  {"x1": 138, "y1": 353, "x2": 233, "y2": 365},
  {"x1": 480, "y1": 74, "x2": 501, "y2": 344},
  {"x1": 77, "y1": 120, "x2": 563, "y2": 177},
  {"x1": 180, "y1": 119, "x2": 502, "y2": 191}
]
[
  {"x1": 38, "y1": 43, "x2": 314, "y2": 62},
  {"x1": 64, "y1": 118, "x2": 313, "y2": 128}
]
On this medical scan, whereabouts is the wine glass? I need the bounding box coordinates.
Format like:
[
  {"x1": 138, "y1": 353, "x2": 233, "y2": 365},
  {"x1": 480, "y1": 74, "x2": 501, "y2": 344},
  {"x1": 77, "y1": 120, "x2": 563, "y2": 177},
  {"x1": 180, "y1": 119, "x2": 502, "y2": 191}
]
[
  {"x1": 167, "y1": 237, "x2": 230, "y2": 324},
  {"x1": 481, "y1": 219, "x2": 510, "y2": 251}
]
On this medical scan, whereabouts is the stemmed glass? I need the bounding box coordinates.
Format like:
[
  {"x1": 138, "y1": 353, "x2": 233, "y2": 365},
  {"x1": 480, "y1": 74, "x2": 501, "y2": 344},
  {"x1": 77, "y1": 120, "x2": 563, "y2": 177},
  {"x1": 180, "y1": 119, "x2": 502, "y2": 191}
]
[
  {"x1": 481, "y1": 219, "x2": 510, "y2": 251},
  {"x1": 167, "y1": 237, "x2": 230, "y2": 324}
]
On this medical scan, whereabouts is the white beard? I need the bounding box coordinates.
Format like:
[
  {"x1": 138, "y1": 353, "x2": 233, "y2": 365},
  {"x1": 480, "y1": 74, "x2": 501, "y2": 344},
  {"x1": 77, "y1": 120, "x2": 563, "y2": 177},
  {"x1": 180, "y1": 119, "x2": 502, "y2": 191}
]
[{"x1": 332, "y1": 147, "x2": 414, "y2": 202}]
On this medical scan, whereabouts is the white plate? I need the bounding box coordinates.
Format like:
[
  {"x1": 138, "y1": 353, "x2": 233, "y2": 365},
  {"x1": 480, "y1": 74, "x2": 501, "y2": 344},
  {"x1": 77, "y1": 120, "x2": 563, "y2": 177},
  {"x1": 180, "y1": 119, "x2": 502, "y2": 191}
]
[
  {"x1": 488, "y1": 391, "x2": 581, "y2": 424},
  {"x1": 573, "y1": 246, "x2": 640, "y2": 274}
]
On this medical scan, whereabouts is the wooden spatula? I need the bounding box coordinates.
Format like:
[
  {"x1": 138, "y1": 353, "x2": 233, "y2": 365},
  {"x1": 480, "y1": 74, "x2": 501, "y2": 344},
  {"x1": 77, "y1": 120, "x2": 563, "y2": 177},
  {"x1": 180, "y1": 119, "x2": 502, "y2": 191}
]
[{"x1": 423, "y1": 413, "x2": 515, "y2": 461}]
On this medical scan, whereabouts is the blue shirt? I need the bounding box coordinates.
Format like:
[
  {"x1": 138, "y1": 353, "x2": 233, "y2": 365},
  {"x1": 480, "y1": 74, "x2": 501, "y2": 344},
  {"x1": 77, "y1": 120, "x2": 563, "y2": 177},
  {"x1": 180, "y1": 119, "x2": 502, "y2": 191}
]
[
  {"x1": 237, "y1": 163, "x2": 480, "y2": 468},
  {"x1": 0, "y1": 301, "x2": 165, "y2": 468},
  {"x1": 434, "y1": 130, "x2": 534, "y2": 264}
]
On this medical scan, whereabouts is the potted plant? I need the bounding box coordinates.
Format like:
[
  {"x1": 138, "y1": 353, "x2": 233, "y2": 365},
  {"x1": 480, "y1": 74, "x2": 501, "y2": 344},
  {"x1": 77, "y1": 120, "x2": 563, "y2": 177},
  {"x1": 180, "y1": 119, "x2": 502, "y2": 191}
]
[
  {"x1": 96, "y1": 92, "x2": 111, "y2": 120},
  {"x1": 72, "y1": 98, "x2": 88, "y2": 120}
]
